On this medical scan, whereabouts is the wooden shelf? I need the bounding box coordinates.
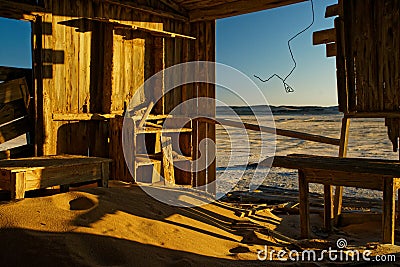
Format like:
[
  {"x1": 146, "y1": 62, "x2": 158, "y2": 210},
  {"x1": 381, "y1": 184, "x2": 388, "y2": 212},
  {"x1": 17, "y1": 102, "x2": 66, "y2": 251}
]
[
  {"x1": 136, "y1": 153, "x2": 192, "y2": 164},
  {"x1": 52, "y1": 113, "x2": 123, "y2": 121},
  {"x1": 137, "y1": 127, "x2": 192, "y2": 134},
  {"x1": 136, "y1": 155, "x2": 161, "y2": 167}
]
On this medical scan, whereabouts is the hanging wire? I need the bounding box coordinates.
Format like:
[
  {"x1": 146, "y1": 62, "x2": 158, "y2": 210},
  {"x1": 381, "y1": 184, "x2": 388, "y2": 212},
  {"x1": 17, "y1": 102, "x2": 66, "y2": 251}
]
[{"x1": 254, "y1": 0, "x2": 315, "y2": 93}]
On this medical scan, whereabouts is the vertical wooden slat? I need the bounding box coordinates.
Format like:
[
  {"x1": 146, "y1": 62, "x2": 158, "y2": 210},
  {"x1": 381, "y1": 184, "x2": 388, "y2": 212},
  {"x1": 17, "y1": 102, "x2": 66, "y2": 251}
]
[
  {"x1": 153, "y1": 37, "x2": 164, "y2": 114},
  {"x1": 343, "y1": 0, "x2": 356, "y2": 112},
  {"x1": 102, "y1": 23, "x2": 113, "y2": 113},
  {"x1": 190, "y1": 22, "x2": 199, "y2": 187},
  {"x1": 196, "y1": 22, "x2": 207, "y2": 188},
  {"x1": 334, "y1": 17, "x2": 347, "y2": 113},
  {"x1": 32, "y1": 15, "x2": 43, "y2": 156},
  {"x1": 79, "y1": 0, "x2": 91, "y2": 113},
  {"x1": 206, "y1": 20, "x2": 216, "y2": 194},
  {"x1": 70, "y1": 0, "x2": 79, "y2": 114},
  {"x1": 42, "y1": 0, "x2": 54, "y2": 155},
  {"x1": 173, "y1": 22, "x2": 182, "y2": 114}
]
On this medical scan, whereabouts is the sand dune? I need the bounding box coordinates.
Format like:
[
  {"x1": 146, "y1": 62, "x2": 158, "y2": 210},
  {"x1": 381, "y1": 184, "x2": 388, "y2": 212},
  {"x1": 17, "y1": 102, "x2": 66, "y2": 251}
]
[{"x1": 1, "y1": 182, "x2": 399, "y2": 266}]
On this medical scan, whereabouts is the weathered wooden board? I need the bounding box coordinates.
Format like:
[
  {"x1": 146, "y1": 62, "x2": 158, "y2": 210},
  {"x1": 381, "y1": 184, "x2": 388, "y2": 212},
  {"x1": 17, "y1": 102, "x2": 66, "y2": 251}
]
[
  {"x1": 161, "y1": 135, "x2": 175, "y2": 185},
  {"x1": 0, "y1": 99, "x2": 28, "y2": 125},
  {"x1": 0, "y1": 78, "x2": 30, "y2": 107},
  {"x1": 0, "y1": 117, "x2": 31, "y2": 144}
]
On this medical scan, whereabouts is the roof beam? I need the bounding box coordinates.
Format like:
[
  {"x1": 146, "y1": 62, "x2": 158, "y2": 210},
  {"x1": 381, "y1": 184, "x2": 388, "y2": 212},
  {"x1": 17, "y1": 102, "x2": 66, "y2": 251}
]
[{"x1": 189, "y1": 0, "x2": 306, "y2": 22}]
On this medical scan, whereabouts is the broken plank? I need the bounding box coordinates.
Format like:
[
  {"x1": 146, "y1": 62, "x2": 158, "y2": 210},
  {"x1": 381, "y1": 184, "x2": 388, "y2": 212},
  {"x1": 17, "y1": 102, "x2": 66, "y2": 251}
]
[
  {"x1": 313, "y1": 28, "x2": 336, "y2": 45},
  {"x1": 326, "y1": 43, "x2": 337, "y2": 57},
  {"x1": 325, "y1": 4, "x2": 339, "y2": 18}
]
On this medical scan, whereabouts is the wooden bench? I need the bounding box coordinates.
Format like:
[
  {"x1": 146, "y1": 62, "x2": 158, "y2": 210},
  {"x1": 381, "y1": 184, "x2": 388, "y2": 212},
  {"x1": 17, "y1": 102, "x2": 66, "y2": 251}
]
[
  {"x1": 273, "y1": 154, "x2": 400, "y2": 244},
  {"x1": 0, "y1": 155, "x2": 112, "y2": 200}
]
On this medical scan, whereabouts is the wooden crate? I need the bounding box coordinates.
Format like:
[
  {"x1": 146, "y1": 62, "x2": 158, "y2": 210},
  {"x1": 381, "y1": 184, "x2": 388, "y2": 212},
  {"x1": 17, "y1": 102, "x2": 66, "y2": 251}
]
[{"x1": 0, "y1": 155, "x2": 112, "y2": 199}]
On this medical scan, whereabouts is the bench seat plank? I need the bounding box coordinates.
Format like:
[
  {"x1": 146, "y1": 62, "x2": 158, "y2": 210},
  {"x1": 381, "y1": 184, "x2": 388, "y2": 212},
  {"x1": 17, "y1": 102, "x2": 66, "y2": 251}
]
[
  {"x1": 273, "y1": 154, "x2": 400, "y2": 177},
  {"x1": 0, "y1": 155, "x2": 112, "y2": 200}
]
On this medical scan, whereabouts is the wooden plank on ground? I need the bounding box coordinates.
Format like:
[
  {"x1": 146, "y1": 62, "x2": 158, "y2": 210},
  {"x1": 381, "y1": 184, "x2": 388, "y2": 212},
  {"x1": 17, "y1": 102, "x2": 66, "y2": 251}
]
[{"x1": 161, "y1": 135, "x2": 175, "y2": 185}]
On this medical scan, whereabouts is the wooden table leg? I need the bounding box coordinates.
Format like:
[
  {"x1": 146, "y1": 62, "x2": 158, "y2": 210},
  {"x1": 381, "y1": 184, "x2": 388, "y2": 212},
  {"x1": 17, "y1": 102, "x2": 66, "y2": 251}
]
[
  {"x1": 99, "y1": 162, "x2": 109, "y2": 188},
  {"x1": 383, "y1": 177, "x2": 395, "y2": 244},
  {"x1": 10, "y1": 172, "x2": 26, "y2": 200},
  {"x1": 60, "y1": 185, "x2": 70, "y2": 192},
  {"x1": 324, "y1": 185, "x2": 333, "y2": 232},
  {"x1": 299, "y1": 170, "x2": 310, "y2": 239}
]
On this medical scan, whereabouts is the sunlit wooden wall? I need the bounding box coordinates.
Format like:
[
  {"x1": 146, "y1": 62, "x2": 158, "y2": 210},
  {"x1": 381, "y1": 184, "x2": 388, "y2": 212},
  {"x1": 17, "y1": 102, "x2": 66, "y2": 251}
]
[{"x1": 32, "y1": 0, "x2": 216, "y2": 187}]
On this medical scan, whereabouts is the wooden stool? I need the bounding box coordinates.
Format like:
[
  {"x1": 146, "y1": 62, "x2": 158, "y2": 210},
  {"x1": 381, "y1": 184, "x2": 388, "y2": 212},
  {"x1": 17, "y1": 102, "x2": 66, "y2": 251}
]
[
  {"x1": 273, "y1": 154, "x2": 400, "y2": 244},
  {"x1": 0, "y1": 155, "x2": 112, "y2": 200}
]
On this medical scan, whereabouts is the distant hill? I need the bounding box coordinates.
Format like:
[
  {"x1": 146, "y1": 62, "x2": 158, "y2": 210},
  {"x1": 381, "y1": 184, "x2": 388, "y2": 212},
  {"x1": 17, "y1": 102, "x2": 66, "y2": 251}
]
[{"x1": 216, "y1": 105, "x2": 340, "y2": 115}]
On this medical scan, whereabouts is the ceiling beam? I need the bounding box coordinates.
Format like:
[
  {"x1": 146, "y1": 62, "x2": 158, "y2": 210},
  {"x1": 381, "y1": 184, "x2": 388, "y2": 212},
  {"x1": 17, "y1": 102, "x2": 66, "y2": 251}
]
[
  {"x1": 159, "y1": 0, "x2": 188, "y2": 16},
  {"x1": 0, "y1": 0, "x2": 44, "y2": 21},
  {"x1": 189, "y1": 0, "x2": 306, "y2": 22},
  {"x1": 102, "y1": 0, "x2": 189, "y2": 21}
]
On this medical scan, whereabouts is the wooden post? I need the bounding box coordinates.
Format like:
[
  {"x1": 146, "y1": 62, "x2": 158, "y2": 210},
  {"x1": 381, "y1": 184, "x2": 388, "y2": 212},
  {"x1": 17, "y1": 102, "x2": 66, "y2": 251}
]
[
  {"x1": 333, "y1": 117, "x2": 350, "y2": 225},
  {"x1": 382, "y1": 177, "x2": 395, "y2": 244},
  {"x1": 10, "y1": 172, "x2": 26, "y2": 200},
  {"x1": 324, "y1": 185, "x2": 333, "y2": 232},
  {"x1": 298, "y1": 170, "x2": 310, "y2": 239}
]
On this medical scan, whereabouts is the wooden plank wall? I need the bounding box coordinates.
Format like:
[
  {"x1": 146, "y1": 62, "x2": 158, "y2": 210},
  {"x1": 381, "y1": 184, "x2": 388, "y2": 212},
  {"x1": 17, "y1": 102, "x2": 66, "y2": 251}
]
[
  {"x1": 342, "y1": 0, "x2": 400, "y2": 112},
  {"x1": 37, "y1": 0, "x2": 176, "y2": 158},
  {"x1": 34, "y1": 0, "x2": 217, "y2": 190},
  {"x1": 190, "y1": 21, "x2": 216, "y2": 192}
]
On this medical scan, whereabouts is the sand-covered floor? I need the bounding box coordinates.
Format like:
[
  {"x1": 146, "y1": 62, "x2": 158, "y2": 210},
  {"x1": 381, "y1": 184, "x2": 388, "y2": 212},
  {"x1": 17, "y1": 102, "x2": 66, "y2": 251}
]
[{"x1": 1, "y1": 182, "x2": 400, "y2": 266}]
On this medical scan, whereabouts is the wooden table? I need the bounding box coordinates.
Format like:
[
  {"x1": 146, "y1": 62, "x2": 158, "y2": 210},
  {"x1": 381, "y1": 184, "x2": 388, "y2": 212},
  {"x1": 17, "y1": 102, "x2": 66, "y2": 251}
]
[
  {"x1": 273, "y1": 154, "x2": 400, "y2": 244},
  {"x1": 0, "y1": 155, "x2": 112, "y2": 200}
]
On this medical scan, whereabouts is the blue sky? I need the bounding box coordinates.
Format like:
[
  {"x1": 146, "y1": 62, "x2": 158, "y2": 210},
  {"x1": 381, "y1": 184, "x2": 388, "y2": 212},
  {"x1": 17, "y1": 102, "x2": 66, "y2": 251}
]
[
  {"x1": 0, "y1": 18, "x2": 32, "y2": 68},
  {"x1": 0, "y1": 0, "x2": 337, "y2": 106},
  {"x1": 216, "y1": 0, "x2": 337, "y2": 106}
]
